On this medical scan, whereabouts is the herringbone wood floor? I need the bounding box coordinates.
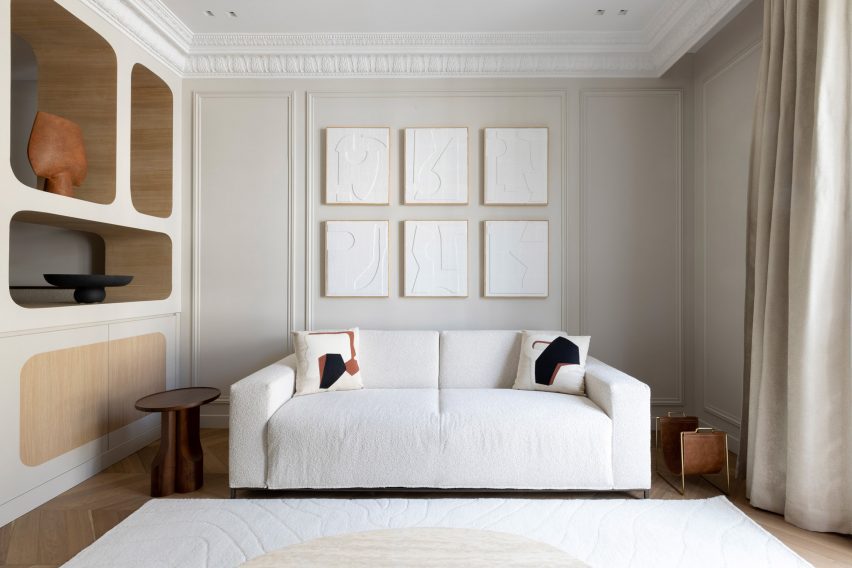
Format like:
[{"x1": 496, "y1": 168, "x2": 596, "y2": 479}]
[{"x1": 1, "y1": 429, "x2": 849, "y2": 567}]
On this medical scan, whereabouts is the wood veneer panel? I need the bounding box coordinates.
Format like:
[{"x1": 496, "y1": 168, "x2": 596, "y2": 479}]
[
  {"x1": 11, "y1": 0, "x2": 117, "y2": 205},
  {"x1": 20, "y1": 342, "x2": 109, "y2": 466},
  {"x1": 104, "y1": 230, "x2": 172, "y2": 302},
  {"x1": 108, "y1": 333, "x2": 166, "y2": 432},
  {"x1": 131, "y1": 65, "x2": 173, "y2": 218}
]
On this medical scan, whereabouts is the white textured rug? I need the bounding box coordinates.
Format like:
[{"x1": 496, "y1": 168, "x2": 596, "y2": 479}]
[{"x1": 66, "y1": 497, "x2": 809, "y2": 567}]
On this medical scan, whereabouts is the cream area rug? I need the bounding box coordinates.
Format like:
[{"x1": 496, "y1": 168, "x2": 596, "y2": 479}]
[{"x1": 65, "y1": 496, "x2": 810, "y2": 567}]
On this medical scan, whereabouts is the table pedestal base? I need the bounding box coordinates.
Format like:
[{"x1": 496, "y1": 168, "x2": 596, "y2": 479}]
[{"x1": 150, "y1": 407, "x2": 203, "y2": 497}]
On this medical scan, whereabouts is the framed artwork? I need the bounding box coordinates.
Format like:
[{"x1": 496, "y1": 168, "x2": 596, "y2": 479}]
[
  {"x1": 484, "y1": 220, "x2": 548, "y2": 298},
  {"x1": 404, "y1": 127, "x2": 468, "y2": 204},
  {"x1": 484, "y1": 127, "x2": 548, "y2": 205},
  {"x1": 325, "y1": 220, "x2": 389, "y2": 297},
  {"x1": 403, "y1": 220, "x2": 468, "y2": 297},
  {"x1": 325, "y1": 127, "x2": 390, "y2": 204}
]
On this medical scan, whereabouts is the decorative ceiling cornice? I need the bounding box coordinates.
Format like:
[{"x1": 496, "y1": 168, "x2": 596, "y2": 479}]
[
  {"x1": 79, "y1": 0, "x2": 751, "y2": 78},
  {"x1": 647, "y1": 0, "x2": 750, "y2": 71},
  {"x1": 184, "y1": 52, "x2": 658, "y2": 78},
  {"x1": 82, "y1": 0, "x2": 188, "y2": 74}
]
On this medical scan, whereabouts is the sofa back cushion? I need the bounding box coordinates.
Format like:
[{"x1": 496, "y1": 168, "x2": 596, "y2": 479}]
[
  {"x1": 358, "y1": 330, "x2": 439, "y2": 388},
  {"x1": 439, "y1": 330, "x2": 522, "y2": 389}
]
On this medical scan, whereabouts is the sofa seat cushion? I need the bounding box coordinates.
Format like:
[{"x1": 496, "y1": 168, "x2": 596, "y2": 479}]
[
  {"x1": 266, "y1": 389, "x2": 440, "y2": 489},
  {"x1": 437, "y1": 389, "x2": 614, "y2": 489}
]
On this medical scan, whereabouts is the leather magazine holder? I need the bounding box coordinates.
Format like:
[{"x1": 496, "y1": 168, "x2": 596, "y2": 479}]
[{"x1": 655, "y1": 412, "x2": 730, "y2": 495}]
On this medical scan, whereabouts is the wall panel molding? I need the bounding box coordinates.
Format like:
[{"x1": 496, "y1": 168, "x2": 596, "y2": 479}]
[
  {"x1": 305, "y1": 90, "x2": 569, "y2": 331},
  {"x1": 697, "y1": 41, "x2": 761, "y2": 429},
  {"x1": 192, "y1": 92, "x2": 295, "y2": 390},
  {"x1": 579, "y1": 89, "x2": 683, "y2": 406}
]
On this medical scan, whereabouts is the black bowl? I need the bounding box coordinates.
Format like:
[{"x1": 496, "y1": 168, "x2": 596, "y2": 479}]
[
  {"x1": 44, "y1": 274, "x2": 133, "y2": 288},
  {"x1": 43, "y1": 274, "x2": 133, "y2": 304}
]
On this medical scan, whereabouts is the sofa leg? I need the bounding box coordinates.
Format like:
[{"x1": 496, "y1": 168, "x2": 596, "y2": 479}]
[
  {"x1": 642, "y1": 489, "x2": 650, "y2": 499},
  {"x1": 230, "y1": 488, "x2": 237, "y2": 499}
]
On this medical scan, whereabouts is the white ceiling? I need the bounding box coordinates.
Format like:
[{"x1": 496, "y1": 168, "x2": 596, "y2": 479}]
[
  {"x1": 82, "y1": 0, "x2": 753, "y2": 78},
  {"x1": 159, "y1": 0, "x2": 666, "y2": 34}
]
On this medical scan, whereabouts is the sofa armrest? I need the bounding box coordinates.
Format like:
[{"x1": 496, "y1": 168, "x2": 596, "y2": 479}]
[
  {"x1": 585, "y1": 357, "x2": 651, "y2": 490},
  {"x1": 229, "y1": 354, "x2": 297, "y2": 488}
]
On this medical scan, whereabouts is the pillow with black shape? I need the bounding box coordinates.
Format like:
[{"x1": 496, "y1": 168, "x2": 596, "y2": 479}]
[
  {"x1": 513, "y1": 331, "x2": 591, "y2": 395},
  {"x1": 292, "y1": 328, "x2": 364, "y2": 396}
]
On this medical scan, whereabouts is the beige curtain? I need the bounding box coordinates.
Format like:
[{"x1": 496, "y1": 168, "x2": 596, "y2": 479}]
[{"x1": 741, "y1": 0, "x2": 851, "y2": 534}]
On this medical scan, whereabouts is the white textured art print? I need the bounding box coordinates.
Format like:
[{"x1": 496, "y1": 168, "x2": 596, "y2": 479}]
[
  {"x1": 325, "y1": 221, "x2": 388, "y2": 297},
  {"x1": 485, "y1": 128, "x2": 548, "y2": 204},
  {"x1": 404, "y1": 221, "x2": 468, "y2": 297},
  {"x1": 404, "y1": 128, "x2": 468, "y2": 204},
  {"x1": 485, "y1": 220, "x2": 548, "y2": 297},
  {"x1": 325, "y1": 128, "x2": 390, "y2": 204}
]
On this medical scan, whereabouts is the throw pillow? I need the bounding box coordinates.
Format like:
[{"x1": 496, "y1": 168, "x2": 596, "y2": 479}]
[
  {"x1": 293, "y1": 328, "x2": 364, "y2": 396},
  {"x1": 513, "y1": 331, "x2": 591, "y2": 395}
]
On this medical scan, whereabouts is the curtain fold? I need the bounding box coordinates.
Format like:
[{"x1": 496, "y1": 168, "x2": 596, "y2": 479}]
[{"x1": 741, "y1": 0, "x2": 851, "y2": 534}]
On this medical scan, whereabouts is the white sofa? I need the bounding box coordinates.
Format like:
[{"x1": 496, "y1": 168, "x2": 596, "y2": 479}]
[{"x1": 229, "y1": 330, "x2": 651, "y2": 496}]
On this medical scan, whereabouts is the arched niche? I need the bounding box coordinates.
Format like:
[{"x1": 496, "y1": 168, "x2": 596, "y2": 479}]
[
  {"x1": 131, "y1": 64, "x2": 174, "y2": 218},
  {"x1": 9, "y1": 211, "x2": 172, "y2": 307},
  {"x1": 10, "y1": 33, "x2": 38, "y2": 188},
  {"x1": 10, "y1": 0, "x2": 117, "y2": 204}
]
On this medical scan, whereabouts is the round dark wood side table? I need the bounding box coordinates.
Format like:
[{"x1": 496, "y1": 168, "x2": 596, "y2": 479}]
[{"x1": 135, "y1": 387, "x2": 220, "y2": 497}]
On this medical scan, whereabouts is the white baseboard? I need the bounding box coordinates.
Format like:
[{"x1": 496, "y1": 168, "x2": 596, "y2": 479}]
[
  {"x1": 0, "y1": 426, "x2": 160, "y2": 527},
  {"x1": 201, "y1": 400, "x2": 229, "y2": 429},
  {"x1": 200, "y1": 415, "x2": 229, "y2": 428}
]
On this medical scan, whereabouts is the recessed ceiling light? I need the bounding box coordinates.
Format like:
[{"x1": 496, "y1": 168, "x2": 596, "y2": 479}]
[
  {"x1": 205, "y1": 10, "x2": 214, "y2": 16},
  {"x1": 618, "y1": 9, "x2": 629, "y2": 15},
  {"x1": 595, "y1": 9, "x2": 605, "y2": 15}
]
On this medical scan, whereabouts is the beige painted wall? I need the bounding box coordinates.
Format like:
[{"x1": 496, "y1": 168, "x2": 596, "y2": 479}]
[
  {"x1": 692, "y1": 0, "x2": 763, "y2": 450},
  {"x1": 183, "y1": 68, "x2": 695, "y2": 421},
  {"x1": 182, "y1": 4, "x2": 763, "y2": 437}
]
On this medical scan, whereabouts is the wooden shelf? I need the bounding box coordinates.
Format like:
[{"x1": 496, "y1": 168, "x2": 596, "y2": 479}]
[
  {"x1": 9, "y1": 211, "x2": 172, "y2": 307},
  {"x1": 10, "y1": 0, "x2": 117, "y2": 205},
  {"x1": 131, "y1": 64, "x2": 174, "y2": 218}
]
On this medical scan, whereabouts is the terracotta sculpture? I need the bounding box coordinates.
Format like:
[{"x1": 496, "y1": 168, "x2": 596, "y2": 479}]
[{"x1": 27, "y1": 111, "x2": 88, "y2": 197}]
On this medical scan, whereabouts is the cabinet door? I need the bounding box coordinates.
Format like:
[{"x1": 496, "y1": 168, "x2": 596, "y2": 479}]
[
  {"x1": 0, "y1": 325, "x2": 109, "y2": 505},
  {"x1": 107, "y1": 315, "x2": 177, "y2": 449}
]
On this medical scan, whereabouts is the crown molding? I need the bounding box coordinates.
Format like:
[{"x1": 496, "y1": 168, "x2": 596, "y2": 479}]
[
  {"x1": 184, "y1": 52, "x2": 658, "y2": 78},
  {"x1": 79, "y1": 0, "x2": 752, "y2": 78},
  {"x1": 648, "y1": 0, "x2": 751, "y2": 71},
  {"x1": 81, "y1": 0, "x2": 187, "y2": 74}
]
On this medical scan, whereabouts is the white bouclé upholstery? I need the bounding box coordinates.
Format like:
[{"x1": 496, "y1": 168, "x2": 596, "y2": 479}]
[
  {"x1": 438, "y1": 389, "x2": 613, "y2": 489},
  {"x1": 229, "y1": 354, "x2": 297, "y2": 488},
  {"x1": 267, "y1": 389, "x2": 440, "y2": 488},
  {"x1": 584, "y1": 356, "x2": 652, "y2": 490},
  {"x1": 358, "y1": 330, "x2": 439, "y2": 389},
  {"x1": 438, "y1": 330, "x2": 521, "y2": 388},
  {"x1": 229, "y1": 330, "x2": 651, "y2": 492}
]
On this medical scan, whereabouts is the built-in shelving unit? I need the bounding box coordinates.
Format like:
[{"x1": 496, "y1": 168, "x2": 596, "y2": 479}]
[
  {"x1": 4, "y1": 0, "x2": 178, "y2": 325},
  {"x1": 0, "y1": 0, "x2": 181, "y2": 528}
]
